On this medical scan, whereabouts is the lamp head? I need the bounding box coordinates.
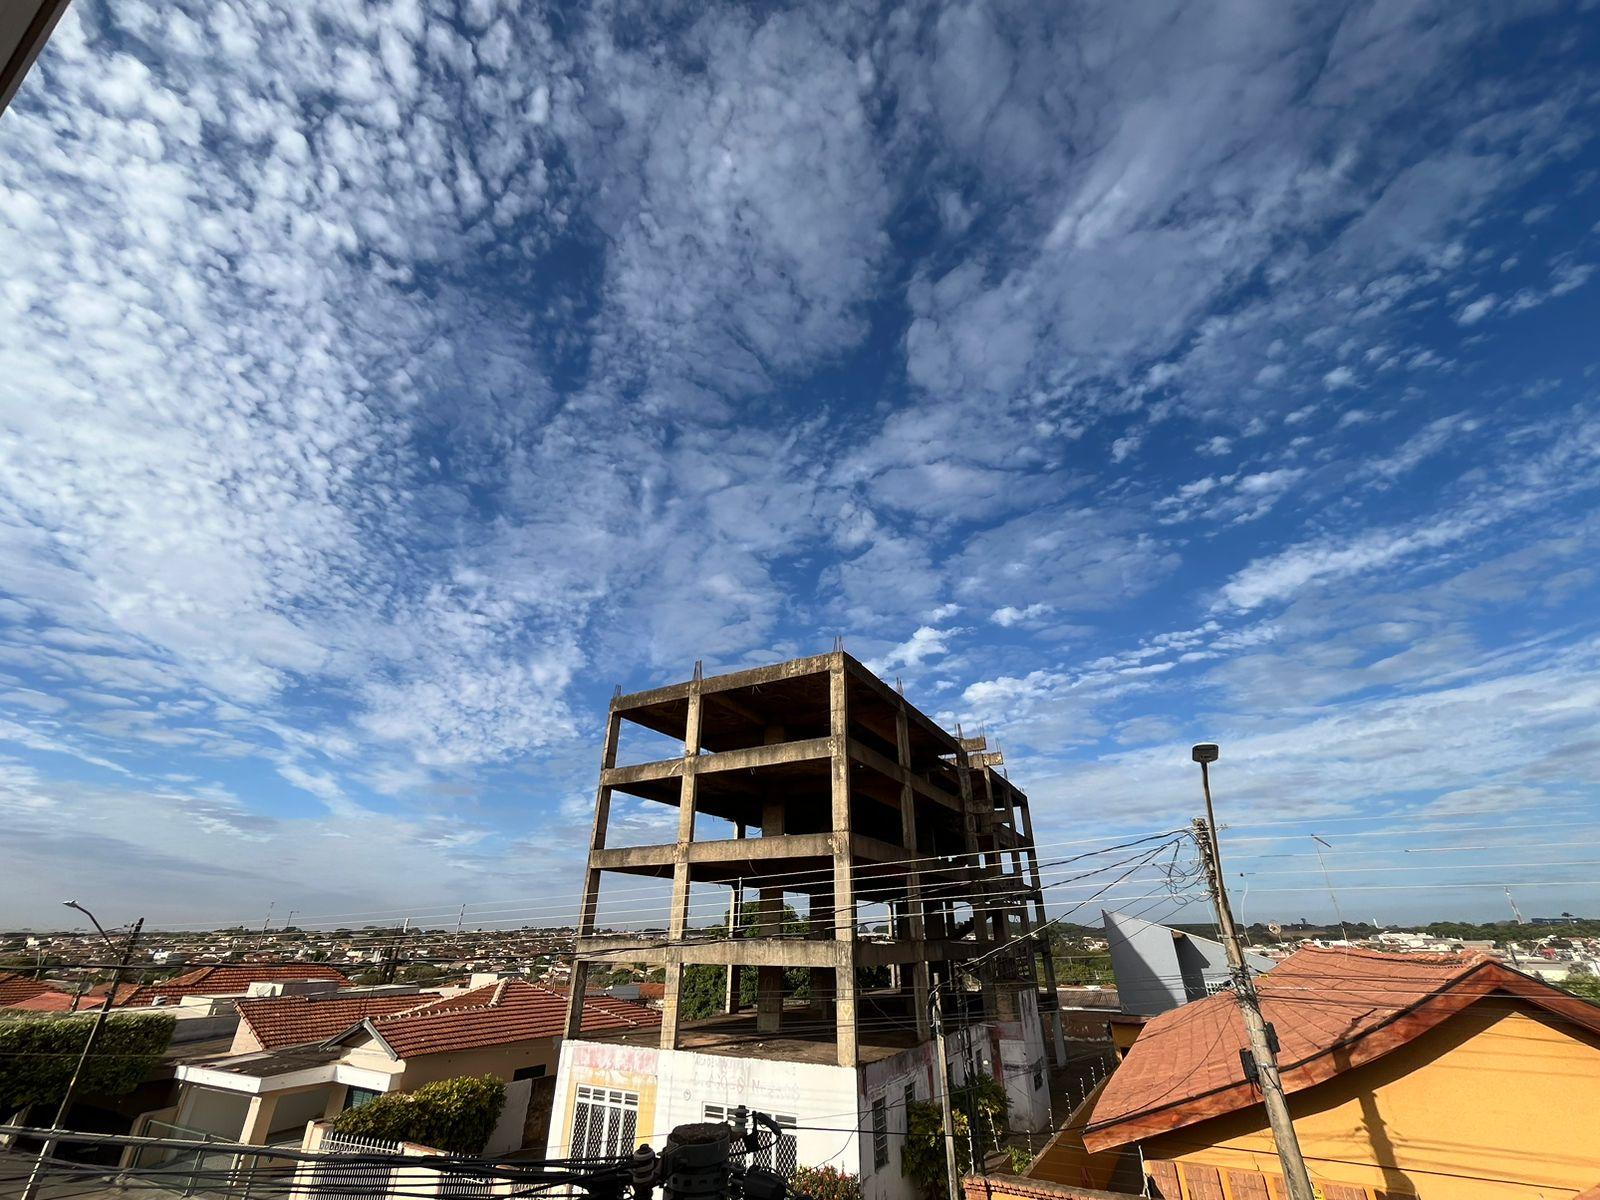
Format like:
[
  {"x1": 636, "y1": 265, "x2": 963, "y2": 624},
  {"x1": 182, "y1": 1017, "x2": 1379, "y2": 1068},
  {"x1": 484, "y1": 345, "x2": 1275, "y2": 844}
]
[{"x1": 1191, "y1": 743, "x2": 1220, "y2": 765}]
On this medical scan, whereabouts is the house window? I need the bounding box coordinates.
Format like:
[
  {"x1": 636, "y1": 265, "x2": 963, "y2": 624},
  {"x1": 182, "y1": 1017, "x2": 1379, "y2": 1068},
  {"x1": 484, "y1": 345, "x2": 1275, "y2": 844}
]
[
  {"x1": 1031, "y1": 1058, "x2": 1045, "y2": 1091},
  {"x1": 571, "y1": 1086, "x2": 639, "y2": 1158},
  {"x1": 704, "y1": 1104, "x2": 797, "y2": 1178},
  {"x1": 901, "y1": 1083, "x2": 916, "y2": 1119},
  {"x1": 513, "y1": 1065, "x2": 547, "y2": 1081},
  {"x1": 342, "y1": 1086, "x2": 381, "y2": 1111},
  {"x1": 870, "y1": 1097, "x2": 888, "y2": 1171}
]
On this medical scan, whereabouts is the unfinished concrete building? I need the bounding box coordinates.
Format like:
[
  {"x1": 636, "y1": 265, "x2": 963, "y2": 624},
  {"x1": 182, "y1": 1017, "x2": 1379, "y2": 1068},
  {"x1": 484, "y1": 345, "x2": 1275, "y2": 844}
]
[{"x1": 553, "y1": 652, "x2": 1062, "y2": 1200}]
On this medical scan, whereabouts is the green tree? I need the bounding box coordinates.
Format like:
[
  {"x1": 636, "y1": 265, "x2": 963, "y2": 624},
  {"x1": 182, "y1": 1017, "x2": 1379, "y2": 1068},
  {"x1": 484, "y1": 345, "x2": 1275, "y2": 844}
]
[
  {"x1": 1562, "y1": 974, "x2": 1600, "y2": 1004},
  {"x1": 0, "y1": 1012, "x2": 175, "y2": 1112},
  {"x1": 901, "y1": 1077, "x2": 1009, "y2": 1199}
]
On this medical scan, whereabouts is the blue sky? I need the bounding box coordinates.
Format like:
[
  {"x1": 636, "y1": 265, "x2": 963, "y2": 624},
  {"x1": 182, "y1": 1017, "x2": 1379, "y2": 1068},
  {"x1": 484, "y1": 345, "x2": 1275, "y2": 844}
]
[{"x1": 2, "y1": 1, "x2": 1599, "y2": 930}]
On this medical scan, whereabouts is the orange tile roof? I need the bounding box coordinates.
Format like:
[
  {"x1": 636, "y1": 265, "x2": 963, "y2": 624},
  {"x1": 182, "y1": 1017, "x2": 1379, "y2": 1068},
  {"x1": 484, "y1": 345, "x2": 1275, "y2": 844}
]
[
  {"x1": 334, "y1": 980, "x2": 660, "y2": 1059},
  {"x1": 123, "y1": 963, "x2": 350, "y2": 1005},
  {"x1": 236, "y1": 993, "x2": 436, "y2": 1049},
  {"x1": 0, "y1": 972, "x2": 62, "y2": 1008},
  {"x1": 1083, "y1": 946, "x2": 1600, "y2": 1151}
]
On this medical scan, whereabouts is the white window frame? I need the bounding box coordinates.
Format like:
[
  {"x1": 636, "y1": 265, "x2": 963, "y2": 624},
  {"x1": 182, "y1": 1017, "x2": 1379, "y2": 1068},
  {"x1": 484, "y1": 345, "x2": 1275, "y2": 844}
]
[{"x1": 571, "y1": 1085, "x2": 639, "y2": 1159}]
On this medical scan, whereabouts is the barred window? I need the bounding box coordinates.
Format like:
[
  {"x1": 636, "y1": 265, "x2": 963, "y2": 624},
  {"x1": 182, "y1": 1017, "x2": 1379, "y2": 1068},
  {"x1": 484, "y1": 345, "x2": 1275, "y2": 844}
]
[
  {"x1": 704, "y1": 1104, "x2": 798, "y2": 1178},
  {"x1": 571, "y1": 1086, "x2": 638, "y2": 1159},
  {"x1": 871, "y1": 1096, "x2": 889, "y2": 1171}
]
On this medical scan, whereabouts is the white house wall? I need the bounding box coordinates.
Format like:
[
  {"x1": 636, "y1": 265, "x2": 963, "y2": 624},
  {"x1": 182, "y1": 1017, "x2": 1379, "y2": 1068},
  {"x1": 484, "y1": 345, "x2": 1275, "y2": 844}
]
[{"x1": 551, "y1": 1019, "x2": 1051, "y2": 1200}]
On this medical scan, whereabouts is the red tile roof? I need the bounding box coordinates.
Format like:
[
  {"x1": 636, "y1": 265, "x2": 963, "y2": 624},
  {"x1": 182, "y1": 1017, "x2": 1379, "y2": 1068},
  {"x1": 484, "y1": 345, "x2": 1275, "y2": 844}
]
[
  {"x1": 236, "y1": 993, "x2": 435, "y2": 1050},
  {"x1": 0, "y1": 972, "x2": 61, "y2": 1008},
  {"x1": 334, "y1": 980, "x2": 660, "y2": 1059},
  {"x1": 123, "y1": 963, "x2": 350, "y2": 1005},
  {"x1": 1083, "y1": 946, "x2": 1600, "y2": 1151}
]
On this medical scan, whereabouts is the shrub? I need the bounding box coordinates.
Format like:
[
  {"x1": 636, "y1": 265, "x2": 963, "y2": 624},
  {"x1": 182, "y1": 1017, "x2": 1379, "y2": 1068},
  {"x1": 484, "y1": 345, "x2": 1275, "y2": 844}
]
[
  {"x1": 789, "y1": 1164, "x2": 862, "y2": 1200},
  {"x1": 333, "y1": 1074, "x2": 506, "y2": 1154},
  {"x1": 901, "y1": 1076, "x2": 1010, "y2": 1199},
  {"x1": 0, "y1": 1012, "x2": 175, "y2": 1112}
]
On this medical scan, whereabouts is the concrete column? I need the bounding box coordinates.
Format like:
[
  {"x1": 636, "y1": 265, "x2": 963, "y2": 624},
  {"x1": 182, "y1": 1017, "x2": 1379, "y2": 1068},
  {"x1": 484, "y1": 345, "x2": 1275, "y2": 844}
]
[
  {"x1": 1018, "y1": 794, "x2": 1067, "y2": 1065},
  {"x1": 755, "y1": 796, "x2": 786, "y2": 1032},
  {"x1": 661, "y1": 673, "x2": 704, "y2": 1050},
  {"x1": 896, "y1": 704, "x2": 931, "y2": 1040},
  {"x1": 809, "y1": 889, "x2": 835, "y2": 1020},
  {"x1": 240, "y1": 1093, "x2": 279, "y2": 1146},
  {"x1": 566, "y1": 708, "x2": 622, "y2": 1041},
  {"x1": 724, "y1": 866, "x2": 743, "y2": 1014},
  {"x1": 829, "y1": 656, "x2": 859, "y2": 1067}
]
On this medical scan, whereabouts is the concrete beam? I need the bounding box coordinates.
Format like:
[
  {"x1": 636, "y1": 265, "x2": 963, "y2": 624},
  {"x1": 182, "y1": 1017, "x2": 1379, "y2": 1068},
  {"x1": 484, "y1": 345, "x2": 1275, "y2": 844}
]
[
  {"x1": 615, "y1": 654, "x2": 835, "y2": 713},
  {"x1": 847, "y1": 738, "x2": 961, "y2": 812},
  {"x1": 576, "y1": 934, "x2": 990, "y2": 970},
  {"x1": 602, "y1": 736, "x2": 834, "y2": 788},
  {"x1": 577, "y1": 936, "x2": 841, "y2": 970},
  {"x1": 840, "y1": 653, "x2": 960, "y2": 754},
  {"x1": 590, "y1": 832, "x2": 838, "y2": 872}
]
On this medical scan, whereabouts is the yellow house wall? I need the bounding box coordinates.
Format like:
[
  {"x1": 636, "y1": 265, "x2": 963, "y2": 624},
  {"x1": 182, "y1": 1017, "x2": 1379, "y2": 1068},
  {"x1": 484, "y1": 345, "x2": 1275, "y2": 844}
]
[
  {"x1": 1141, "y1": 1001, "x2": 1600, "y2": 1199},
  {"x1": 546, "y1": 1041, "x2": 661, "y2": 1156},
  {"x1": 391, "y1": 1036, "x2": 561, "y2": 1088}
]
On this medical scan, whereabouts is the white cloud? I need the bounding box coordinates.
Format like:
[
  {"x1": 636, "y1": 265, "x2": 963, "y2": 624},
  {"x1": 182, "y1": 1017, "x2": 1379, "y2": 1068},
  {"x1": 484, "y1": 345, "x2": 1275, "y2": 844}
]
[{"x1": 1456, "y1": 293, "x2": 1497, "y2": 325}]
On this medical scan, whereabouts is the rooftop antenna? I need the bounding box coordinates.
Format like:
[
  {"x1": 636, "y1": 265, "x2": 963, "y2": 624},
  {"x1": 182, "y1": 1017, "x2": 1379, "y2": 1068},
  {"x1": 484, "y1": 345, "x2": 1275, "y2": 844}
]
[{"x1": 1311, "y1": 836, "x2": 1349, "y2": 942}]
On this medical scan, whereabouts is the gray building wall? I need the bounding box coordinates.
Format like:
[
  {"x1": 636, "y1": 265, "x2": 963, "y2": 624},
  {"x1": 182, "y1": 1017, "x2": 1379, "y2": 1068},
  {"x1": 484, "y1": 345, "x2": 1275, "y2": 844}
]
[{"x1": 1102, "y1": 910, "x2": 1273, "y2": 1016}]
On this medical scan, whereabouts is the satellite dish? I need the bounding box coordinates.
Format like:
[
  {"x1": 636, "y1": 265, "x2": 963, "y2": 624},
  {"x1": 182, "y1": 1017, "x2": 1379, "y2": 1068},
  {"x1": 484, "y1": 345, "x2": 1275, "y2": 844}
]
[{"x1": 1267, "y1": 921, "x2": 1283, "y2": 938}]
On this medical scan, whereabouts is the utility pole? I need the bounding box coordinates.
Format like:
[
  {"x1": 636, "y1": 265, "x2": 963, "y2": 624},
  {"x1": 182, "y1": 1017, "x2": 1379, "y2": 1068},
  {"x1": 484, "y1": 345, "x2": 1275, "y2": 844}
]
[
  {"x1": 21, "y1": 908, "x2": 144, "y2": 1200},
  {"x1": 929, "y1": 987, "x2": 962, "y2": 1200},
  {"x1": 455, "y1": 904, "x2": 467, "y2": 937},
  {"x1": 261, "y1": 900, "x2": 274, "y2": 933},
  {"x1": 1191, "y1": 744, "x2": 1315, "y2": 1200}
]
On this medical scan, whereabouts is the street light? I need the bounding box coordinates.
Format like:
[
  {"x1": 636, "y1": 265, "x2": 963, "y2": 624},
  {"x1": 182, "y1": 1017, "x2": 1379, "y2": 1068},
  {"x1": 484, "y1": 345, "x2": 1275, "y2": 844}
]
[{"x1": 19, "y1": 903, "x2": 144, "y2": 1200}]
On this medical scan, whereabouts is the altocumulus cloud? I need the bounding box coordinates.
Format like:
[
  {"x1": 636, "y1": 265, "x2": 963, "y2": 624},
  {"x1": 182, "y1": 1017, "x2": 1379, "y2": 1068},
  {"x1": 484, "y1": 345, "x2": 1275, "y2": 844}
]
[{"x1": 1, "y1": 0, "x2": 1599, "y2": 924}]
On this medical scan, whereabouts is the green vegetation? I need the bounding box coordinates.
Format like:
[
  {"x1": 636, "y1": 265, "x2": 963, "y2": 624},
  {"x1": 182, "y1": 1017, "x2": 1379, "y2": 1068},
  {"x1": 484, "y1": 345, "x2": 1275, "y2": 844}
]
[
  {"x1": 1561, "y1": 974, "x2": 1600, "y2": 1004},
  {"x1": 332, "y1": 1074, "x2": 506, "y2": 1154},
  {"x1": 0, "y1": 1011, "x2": 175, "y2": 1111},
  {"x1": 901, "y1": 1075, "x2": 1009, "y2": 1199},
  {"x1": 789, "y1": 1165, "x2": 862, "y2": 1200}
]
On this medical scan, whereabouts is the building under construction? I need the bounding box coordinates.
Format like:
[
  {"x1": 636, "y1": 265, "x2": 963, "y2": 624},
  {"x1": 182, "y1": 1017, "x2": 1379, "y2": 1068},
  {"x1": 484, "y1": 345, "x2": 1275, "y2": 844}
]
[{"x1": 552, "y1": 652, "x2": 1061, "y2": 1200}]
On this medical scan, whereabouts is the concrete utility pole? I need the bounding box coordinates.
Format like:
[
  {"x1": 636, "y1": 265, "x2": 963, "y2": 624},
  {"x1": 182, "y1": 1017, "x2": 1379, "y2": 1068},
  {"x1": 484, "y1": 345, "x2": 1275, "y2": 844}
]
[
  {"x1": 21, "y1": 906, "x2": 144, "y2": 1200},
  {"x1": 929, "y1": 987, "x2": 962, "y2": 1200},
  {"x1": 1190, "y1": 744, "x2": 1315, "y2": 1200}
]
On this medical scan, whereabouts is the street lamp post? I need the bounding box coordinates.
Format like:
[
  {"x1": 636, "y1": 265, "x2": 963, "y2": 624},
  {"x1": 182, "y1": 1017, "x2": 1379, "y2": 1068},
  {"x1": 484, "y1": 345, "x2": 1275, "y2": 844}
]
[{"x1": 19, "y1": 903, "x2": 144, "y2": 1200}]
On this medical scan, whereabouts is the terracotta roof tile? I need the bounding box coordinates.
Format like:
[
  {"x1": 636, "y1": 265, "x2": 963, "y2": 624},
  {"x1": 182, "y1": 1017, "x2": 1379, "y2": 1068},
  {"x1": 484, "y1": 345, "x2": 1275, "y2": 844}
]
[
  {"x1": 0, "y1": 973, "x2": 63, "y2": 1008},
  {"x1": 237, "y1": 993, "x2": 435, "y2": 1049},
  {"x1": 123, "y1": 963, "x2": 349, "y2": 1005},
  {"x1": 1083, "y1": 946, "x2": 1600, "y2": 1150},
  {"x1": 345, "y1": 980, "x2": 660, "y2": 1059}
]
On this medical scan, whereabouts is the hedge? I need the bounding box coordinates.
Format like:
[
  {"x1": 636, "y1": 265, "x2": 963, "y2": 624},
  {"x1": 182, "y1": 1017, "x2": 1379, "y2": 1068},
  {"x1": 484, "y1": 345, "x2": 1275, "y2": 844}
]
[
  {"x1": 0, "y1": 1011, "x2": 176, "y2": 1111},
  {"x1": 332, "y1": 1074, "x2": 506, "y2": 1154},
  {"x1": 790, "y1": 1164, "x2": 863, "y2": 1200}
]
